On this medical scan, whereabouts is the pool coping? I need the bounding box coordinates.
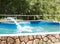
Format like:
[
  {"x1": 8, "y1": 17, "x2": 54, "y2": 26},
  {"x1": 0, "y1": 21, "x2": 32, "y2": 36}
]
[
  {"x1": 0, "y1": 32, "x2": 60, "y2": 36},
  {"x1": 0, "y1": 20, "x2": 60, "y2": 23}
]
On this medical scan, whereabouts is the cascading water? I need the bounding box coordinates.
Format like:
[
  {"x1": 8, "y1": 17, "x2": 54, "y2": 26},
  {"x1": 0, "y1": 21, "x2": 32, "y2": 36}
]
[{"x1": 7, "y1": 17, "x2": 32, "y2": 32}]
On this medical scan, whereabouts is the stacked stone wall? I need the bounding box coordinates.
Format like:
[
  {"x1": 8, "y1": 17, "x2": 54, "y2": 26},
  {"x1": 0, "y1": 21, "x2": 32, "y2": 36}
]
[{"x1": 0, "y1": 34, "x2": 60, "y2": 44}]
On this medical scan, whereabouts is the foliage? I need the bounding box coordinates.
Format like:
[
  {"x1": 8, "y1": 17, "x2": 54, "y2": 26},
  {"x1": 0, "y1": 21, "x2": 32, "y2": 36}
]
[
  {"x1": 0, "y1": 0, "x2": 29, "y2": 14},
  {"x1": 0, "y1": 0, "x2": 60, "y2": 21},
  {"x1": 27, "y1": 0, "x2": 60, "y2": 15}
]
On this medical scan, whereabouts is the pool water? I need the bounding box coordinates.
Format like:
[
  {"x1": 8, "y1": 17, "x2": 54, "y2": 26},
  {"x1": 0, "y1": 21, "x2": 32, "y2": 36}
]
[{"x1": 0, "y1": 21, "x2": 60, "y2": 34}]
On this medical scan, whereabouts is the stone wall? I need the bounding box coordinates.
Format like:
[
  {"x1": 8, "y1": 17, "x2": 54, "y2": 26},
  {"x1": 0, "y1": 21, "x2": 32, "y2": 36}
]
[{"x1": 0, "y1": 34, "x2": 60, "y2": 44}]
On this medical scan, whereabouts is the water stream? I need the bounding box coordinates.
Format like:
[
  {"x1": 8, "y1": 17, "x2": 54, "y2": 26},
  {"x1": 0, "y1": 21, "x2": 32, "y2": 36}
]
[{"x1": 7, "y1": 17, "x2": 32, "y2": 32}]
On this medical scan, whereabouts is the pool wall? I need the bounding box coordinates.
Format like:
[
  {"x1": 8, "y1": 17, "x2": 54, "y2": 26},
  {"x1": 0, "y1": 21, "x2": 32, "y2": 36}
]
[{"x1": 0, "y1": 34, "x2": 60, "y2": 44}]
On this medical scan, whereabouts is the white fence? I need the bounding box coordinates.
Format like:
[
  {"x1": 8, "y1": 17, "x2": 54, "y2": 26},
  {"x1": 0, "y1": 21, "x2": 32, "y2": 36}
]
[{"x1": 0, "y1": 15, "x2": 60, "y2": 22}]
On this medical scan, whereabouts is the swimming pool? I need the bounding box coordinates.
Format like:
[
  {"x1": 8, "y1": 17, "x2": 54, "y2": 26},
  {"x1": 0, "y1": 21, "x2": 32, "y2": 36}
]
[{"x1": 0, "y1": 21, "x2": 60, "y2": 34}]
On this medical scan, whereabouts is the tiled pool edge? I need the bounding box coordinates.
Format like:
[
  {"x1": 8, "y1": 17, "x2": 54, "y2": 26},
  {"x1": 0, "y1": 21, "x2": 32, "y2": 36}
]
[{"x1": 0, "y1": 34, "x2": 60, "y2": 44}]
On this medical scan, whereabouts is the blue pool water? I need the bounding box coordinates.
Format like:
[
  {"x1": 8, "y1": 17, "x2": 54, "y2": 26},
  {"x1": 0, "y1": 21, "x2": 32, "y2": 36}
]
[{"x1": 0, "y1": 21, "x2": 60, "y2": 34}]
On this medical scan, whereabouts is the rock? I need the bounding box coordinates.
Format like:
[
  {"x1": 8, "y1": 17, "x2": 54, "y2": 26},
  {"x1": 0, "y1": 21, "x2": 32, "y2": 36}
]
[
  {"x1": 39, "y1": 40, "x2": 43, "y2": 44},
  {"x1": 33, "y1": 35, "x2": 36, "y2": 39},
  {"x1": 0, "y1": 40, "x2": 2, "y2": 43},
  {"x1": 53, "y1": 42, "x2": 60, "y2": 44},
  {"x1": 19, "y1": 36, "x2": 24, "y2": 42},
  {"x1": 50, "y1": 37, "x2": 56, "y2": 43},
  {"x1": 42, "y1": 35, "x2": 47, "y2": 38},
  {"x1": 0, "y1": 36, "x2": 7, "y2": 40},
  {"x1": 43, "y1": 37, "x2": 48, "y2": 42},
  {"x1": 7, "y1": 37, "x2": 14, "y2": 44},
  {"x1": 27, "y1": 41, "x2": 33, "y2": 44},
  {"x1": 24, "y1": 36, "x2": 29, "y2": 42},
  {"x1": 56, "y1": 39, "x2": 60, "y2": 42},
  {"x1": 33, "y1": 39, "x2": 39, "y2": 44},
  {"x1": 20, "y1": 36, "x2": 28, "y2": 42},
  {"x1": 42, "y1": 42, "x2": 47, "y2": 44},
  {"x1": 47, "y1": 35, "x2": 52, "y2": 38},
  {"x1": 21, "y1": 42, "x2": 25, "y2": 44},
  {"x1": 48, "y1": 35, "x2": 54, "y2": 40},
  {"x1": 55, "y1": 34, "x2": 60, "y2": 39},
  {"x1": 36, "y1": 35, "x2": 42, "y2": 39},
  {"x1": 28, "y1": 35, "x2": 33, "y2": 40},
  {"x1": 12, "y1": 36, "x2": 19, "y2": 39},
  {"x1": 48, "y1": 40, "x2": 51, "y2": 43},
  {"x1": 1, "y1": 41, "x2": 6, "y2": 44},
  {"x1": 15, "y1": 39, "x2": 20, "y2": 44}
]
